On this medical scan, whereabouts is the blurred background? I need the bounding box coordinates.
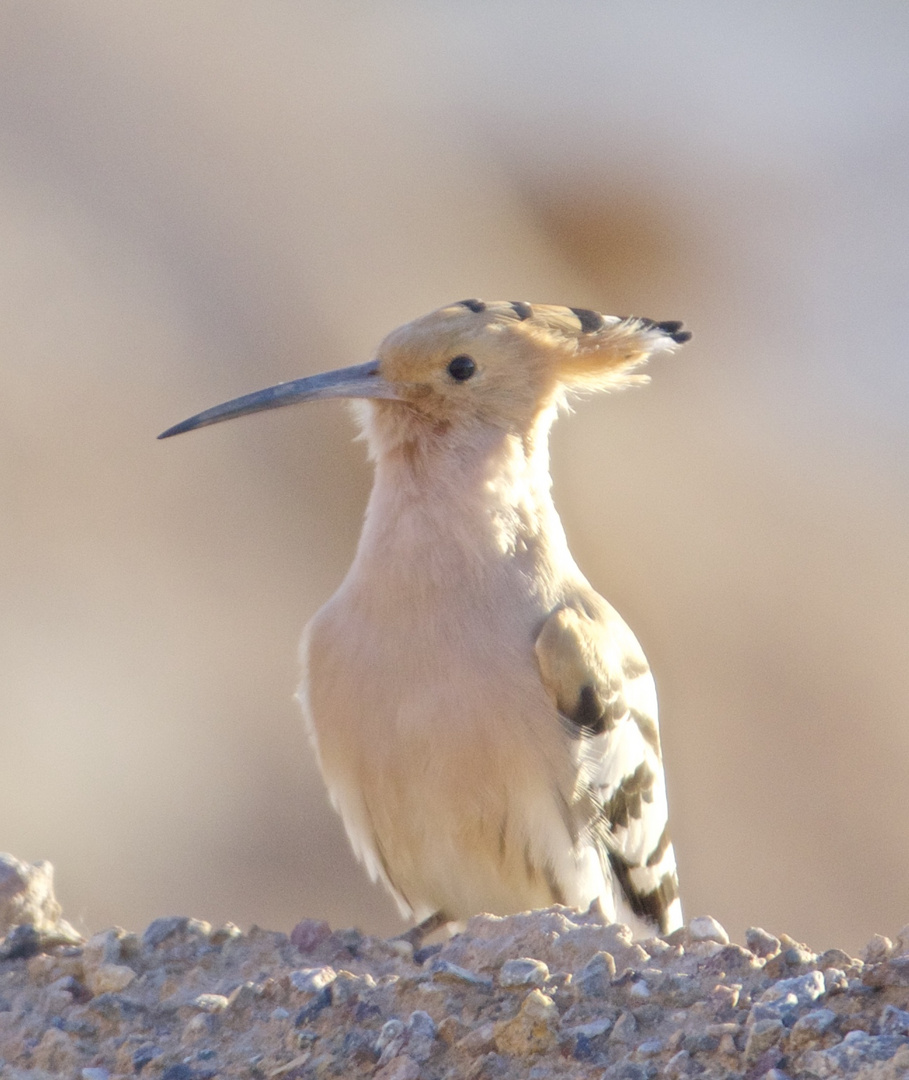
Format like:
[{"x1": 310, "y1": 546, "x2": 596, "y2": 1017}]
[{"x1": 1, "y1": 2, "x2": 907, "y2": 956}]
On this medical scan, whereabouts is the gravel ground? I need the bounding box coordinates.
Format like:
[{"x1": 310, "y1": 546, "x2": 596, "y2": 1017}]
[{"x1": 2, "y1": 855, "x2": 909, "y2": 1079}]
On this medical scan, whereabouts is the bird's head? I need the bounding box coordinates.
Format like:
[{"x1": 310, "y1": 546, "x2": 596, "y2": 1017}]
[{"x1": 158, "y1": 300, "x2": 689, "y2": 444}]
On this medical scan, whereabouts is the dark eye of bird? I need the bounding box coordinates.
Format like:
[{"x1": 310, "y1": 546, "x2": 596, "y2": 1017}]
[{"x1": 447, "y1": 355, "x2": 476, "y2": 382}]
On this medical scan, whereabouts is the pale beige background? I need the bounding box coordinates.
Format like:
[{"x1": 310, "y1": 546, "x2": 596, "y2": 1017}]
[{"x1": 2, "y1": 2, "x2": 907, "y2": 955}]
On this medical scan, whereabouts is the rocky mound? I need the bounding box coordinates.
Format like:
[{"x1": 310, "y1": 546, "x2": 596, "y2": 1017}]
[{"x1": 1, "y1": 854, "x2": 908, "y2": 1079}]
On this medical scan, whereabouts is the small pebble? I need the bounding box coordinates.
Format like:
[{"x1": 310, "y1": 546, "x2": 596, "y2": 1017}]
[
  {"x1": 744, "y1": 1018, "x2": 784, "y2": 1061},
  {"x1": 709, "y1": 984, "x2": 740, "y2": 1010},
  {"x1": 788, "y1": 1007, "x2": 837, "y2": 1050},
  {"x1": 182, "y1": 1014, "x2": 210, "y2": 1038},
  {"x1": 745, "y1": 927, "x2": 781, "y2": 958},
  {"x1": 792, "y1": 1007, "x2": 836, "y2": 1034},
  {"x1": 499, "y1": 957, "x2": 549, "y2": 987},
  {"x1": 564, "y1": 1018, "x2": 613, "y2": 1040},
  {"x1": 376, "y1": 1018, "x2": 406, "y2": 1054},
  {"x1": 228, "y1": 981, "x2": 262, "y2": 1008},
  {"x1": 290, "y1": 966, "x2": 337, "y2": 994},
  {"x1": 684, "y1": 1032, "x2": 719, "y2": 1053},
  {"x1": 209, "y1": 922, "x2": 241, "y2": 946},
  {"x1": 331, "y1": 969, "x2": 374, "y2": 1004},
  {"x1": 87, "y1": 963, "x2": 135, "y2": 996},
  {"x1": 688, "y1": 916, "x2": 730, "y2": 945},
  {"x1": 143, "y1": 916, "x2": 190, "y2": 949},
  {"x1": 161, "y1": 1065, "x2": 197, "y2": 1080},
  {"x1": 83, "y1": 929, "x2": 126, "y2": 968},
  {"x1": 861, "y1": 933, "x2": 892, "y2": 963},
  {"x1": 718, "y1": 1033, "x2": 737, "y2": 1055},
  {"x1": 386, "y1": 938, "x2": 414, "y2": 960},
  {"x1": 333, "y1": 927, "x2": 364, "y2": 953},
  {"x1": 427, "y1": 957, "x2": 492, "y2": 987},
  {"x1": 290, "y1": 918, "x2": 331, "y2": 952},
  {"x1": 190, "y1": 993, "x2": 229, "y2": 1013},
  {"x1": 664, "y1": 1050, "x2": 693, "y2": 1079},
  {"x1": 456, "y1": 1021, "x2": 497, "y2": 1055},
  {"x1": 404, "y1": 1009, "x2": 437, "y2": 1062},
  {"x1": 574, "y1": 950, "x2": 616, "y2": 997},
  {"x1": 705, "y1": 1022, "x2": 739, "y2": 1037},
  {"x1": 817, "y1": 947, "x2": 853, "y2": 970},
  {"x1": 880, "y1": 1004, "x2": 909, "y2": 1036},
  {"x1": 823, "y1": 967, "x2": 848, "y2": 995},
  {"x1": 610, "y1": 1010, "x2": 637, "y2": 1044},
  {"x1": 494, "y1": 989, "x2": 559, "y2": 1056},
  {"x1": 760, "y1": 969, "x2": 825, "y2": 1007}
]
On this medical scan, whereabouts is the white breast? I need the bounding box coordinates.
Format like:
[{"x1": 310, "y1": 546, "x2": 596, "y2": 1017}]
[{"x1": 297, "y1": 419, "x2": 608, "y2": 921}]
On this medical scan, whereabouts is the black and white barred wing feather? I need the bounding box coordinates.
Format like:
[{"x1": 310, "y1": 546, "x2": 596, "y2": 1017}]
[{"x1": 535, "y1": 597, "x2": 681, "y2": 934}]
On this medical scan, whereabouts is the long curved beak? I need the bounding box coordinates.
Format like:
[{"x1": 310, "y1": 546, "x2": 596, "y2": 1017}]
[{"x1": 158, "y1": 358, "x2": 397, "y2": 439}]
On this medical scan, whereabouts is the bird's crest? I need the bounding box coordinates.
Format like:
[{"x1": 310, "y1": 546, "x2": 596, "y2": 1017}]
[
  {"x1": 394, "y1": 299, "x2": 690, "y2": 394},
  {"x1": 509, "y1": 302, "x2": 689, "y2": 391}
]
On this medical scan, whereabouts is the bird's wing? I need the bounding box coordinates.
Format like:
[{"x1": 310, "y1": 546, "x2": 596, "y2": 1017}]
[{"x1": 535, "y1": 600, "x2": 681, "y2": 933}]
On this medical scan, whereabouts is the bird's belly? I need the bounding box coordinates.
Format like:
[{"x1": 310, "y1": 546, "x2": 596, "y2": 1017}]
[{"x1": 299, "y1": 595, "x2": 599, "y2": 922}]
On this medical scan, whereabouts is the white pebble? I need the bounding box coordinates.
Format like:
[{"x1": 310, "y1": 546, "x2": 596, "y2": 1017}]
[
  {"x1": 191, "y1": 993, "x2": 229, "y2": 1012},
  {"x1": 499, "y1": 957, "x2": 549, "y2": 987},
  {"x1": 290, "y1": 966, "x2": 336, "y2": 994},
  {"x1": 88, "y1": 963, "x2": 136, "y2": 996},
  {"x1": 688, "y1": 916, "x2": 730, "y2": 945}
]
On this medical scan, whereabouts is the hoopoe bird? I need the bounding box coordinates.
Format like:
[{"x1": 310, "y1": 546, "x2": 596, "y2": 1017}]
[{"x1": 160, "y1": 300, "x2": 689, "y2": 941}]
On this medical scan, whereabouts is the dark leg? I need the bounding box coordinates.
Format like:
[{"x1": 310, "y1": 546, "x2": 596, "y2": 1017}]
[{"x1": 391, "y1": 909, "x2": 450, "y2": 950}]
